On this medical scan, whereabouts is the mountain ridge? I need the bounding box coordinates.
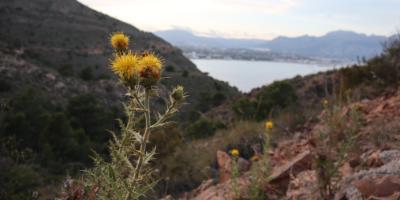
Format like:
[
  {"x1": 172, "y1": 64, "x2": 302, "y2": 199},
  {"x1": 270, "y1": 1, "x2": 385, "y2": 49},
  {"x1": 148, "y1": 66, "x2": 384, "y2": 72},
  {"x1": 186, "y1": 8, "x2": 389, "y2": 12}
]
[
  {"x1": 155, "y1": 29, "x2": 267, "y2": 49},
  {"x1": 155, "y1": 29, "x2": 387, "y2": 60}
]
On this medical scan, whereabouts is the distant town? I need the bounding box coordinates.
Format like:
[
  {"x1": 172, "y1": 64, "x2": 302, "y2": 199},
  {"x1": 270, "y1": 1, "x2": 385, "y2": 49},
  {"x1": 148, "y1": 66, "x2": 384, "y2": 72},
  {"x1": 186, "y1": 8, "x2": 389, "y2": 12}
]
[{"x1": 182, "y1": 46, "x2": 351, "y2": 66}]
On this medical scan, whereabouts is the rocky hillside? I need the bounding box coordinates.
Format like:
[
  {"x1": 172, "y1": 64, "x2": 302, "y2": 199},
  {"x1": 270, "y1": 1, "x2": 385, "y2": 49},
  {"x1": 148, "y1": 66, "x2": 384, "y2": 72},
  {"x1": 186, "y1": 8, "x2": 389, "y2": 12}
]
[
  {"x1": 0, "y1": 0, "x2": 238, "y2": 112},
  {"x1": 166, "y1": 90, "x2": 400, "y2": 200}
]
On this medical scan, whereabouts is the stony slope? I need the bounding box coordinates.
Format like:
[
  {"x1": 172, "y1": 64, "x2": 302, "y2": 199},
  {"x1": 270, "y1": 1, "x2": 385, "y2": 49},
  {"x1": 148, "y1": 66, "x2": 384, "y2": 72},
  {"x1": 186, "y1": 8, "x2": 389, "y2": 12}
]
[{"x1": 170, "y1": 90, "x2": 400, "y2": 200}]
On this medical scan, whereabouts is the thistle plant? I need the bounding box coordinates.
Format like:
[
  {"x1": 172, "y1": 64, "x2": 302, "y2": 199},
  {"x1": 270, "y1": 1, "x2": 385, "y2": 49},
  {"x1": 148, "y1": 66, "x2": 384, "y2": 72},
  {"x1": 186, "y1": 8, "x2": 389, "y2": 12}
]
[
  {"x1": 83, "y1": 32, "x2": 186, "y2": 199},
  {"x1": 315, "y1": 98, "x2": 360, "y2": 199},
  {"x1": 230, "y1": 149, "x2": 240, "y2": 199},
  {"x1": 249, "y1": 120, "x2": 273, "y2": 199},
  {"x1": 263, "y1": 120, "x2": 273, "y2": 177}
]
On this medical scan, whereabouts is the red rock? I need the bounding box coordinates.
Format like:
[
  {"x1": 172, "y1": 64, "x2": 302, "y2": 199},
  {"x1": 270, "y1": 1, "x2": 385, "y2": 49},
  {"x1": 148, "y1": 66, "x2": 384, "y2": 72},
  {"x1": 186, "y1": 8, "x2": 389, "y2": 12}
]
[
  {"x1": 365, "y1": 151, "x2": 385, "y2": 168},
  {"x1": 354, "y1": 176, "x2": 400, "y2": 199},
  {"x1": 339, "y1": 162, "x2": 353, "y2": 178},
  {"x1": 268, "y1": 150, "x2": 313, "y2": 192},
  {"x1": 286, "y1": 170, "x2": 319, "y2": 200},
  {"x1": 216, "y1": 151, "x2": 251, "y2": 183},
  {"x1": 217, "y1": 150, "x2": 232, "y2": 183},
  {"x1": 269, "y1": 151, "x2": 313, "y2": 182}
]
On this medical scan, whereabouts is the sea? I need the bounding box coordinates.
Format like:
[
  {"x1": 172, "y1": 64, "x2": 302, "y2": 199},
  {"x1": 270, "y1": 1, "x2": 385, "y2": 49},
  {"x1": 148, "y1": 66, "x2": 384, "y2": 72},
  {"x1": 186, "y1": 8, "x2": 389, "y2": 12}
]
[{"x1": 192, "y1": 59, "x2": 343, "y2": 92}]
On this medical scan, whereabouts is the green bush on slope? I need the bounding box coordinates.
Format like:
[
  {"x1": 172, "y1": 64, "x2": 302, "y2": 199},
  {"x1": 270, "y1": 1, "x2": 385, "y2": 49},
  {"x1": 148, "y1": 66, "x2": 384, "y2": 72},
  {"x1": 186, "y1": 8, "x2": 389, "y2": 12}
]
[{"x1": 233, "y1": 80, "x2": 297, "y2": 120}]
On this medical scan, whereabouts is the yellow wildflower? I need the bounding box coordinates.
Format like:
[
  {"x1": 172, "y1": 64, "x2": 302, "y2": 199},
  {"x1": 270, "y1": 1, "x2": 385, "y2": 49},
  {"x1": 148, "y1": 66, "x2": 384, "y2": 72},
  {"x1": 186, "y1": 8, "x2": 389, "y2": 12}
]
[
  {"x1": 322, "y1": 99, "x2": 328, "y2": 106},
  {"x1": 230, "y1": 149, "x2": 239, "y2": 157},
  {"x1": 138, "y1": 53, "x2": 163, "y2": 88},
  {"x1": 138, "y1": 53, "x2": 163, "y2": 72},
  {"x1": 265, "y1": 120, "x2": 273, "y2": 130},
  {"x1": 110, "y1": 32, "x2": 129, "y2": 50},
  {"x1": 111, "y1": 52, "x2": 139, "y2": 80}
]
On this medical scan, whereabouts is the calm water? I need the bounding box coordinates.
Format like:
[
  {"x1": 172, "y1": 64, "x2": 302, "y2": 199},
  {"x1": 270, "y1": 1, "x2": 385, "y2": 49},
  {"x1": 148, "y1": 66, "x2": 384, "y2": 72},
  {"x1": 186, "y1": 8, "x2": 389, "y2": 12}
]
[{"x1": 192, "y1": 59, "x2": 340, "y2": 92}]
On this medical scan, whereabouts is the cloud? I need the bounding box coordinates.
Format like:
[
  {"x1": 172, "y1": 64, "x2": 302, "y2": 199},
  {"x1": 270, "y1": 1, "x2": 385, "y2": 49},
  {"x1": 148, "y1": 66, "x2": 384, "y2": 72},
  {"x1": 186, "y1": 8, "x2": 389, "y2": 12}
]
[
  {"x1": 80, "y1": 0, "x2": 301, "y2": 15},
  {"x1": 78, "y1": 0, "x2": 396, "y2": 39},
  {"x1": 219, "y1": 0, "x2": 301, "y2": 14}
]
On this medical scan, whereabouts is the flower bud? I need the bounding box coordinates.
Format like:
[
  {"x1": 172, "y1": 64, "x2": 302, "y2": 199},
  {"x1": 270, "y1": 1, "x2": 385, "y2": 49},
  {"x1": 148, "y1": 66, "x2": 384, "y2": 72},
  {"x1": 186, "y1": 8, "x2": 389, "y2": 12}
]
[
  {"x1": 265, "y1": 120, "x2": 273, "y2": 130},
  {"x1": 322, "y1": 99, "x2": 328, "y2": 107},
  {"x1": 230, "y1": 149, "x2": 239, "y2": 157},
  {"x1": 171, "y1": 85, "x2": 184, "y2": 101}
]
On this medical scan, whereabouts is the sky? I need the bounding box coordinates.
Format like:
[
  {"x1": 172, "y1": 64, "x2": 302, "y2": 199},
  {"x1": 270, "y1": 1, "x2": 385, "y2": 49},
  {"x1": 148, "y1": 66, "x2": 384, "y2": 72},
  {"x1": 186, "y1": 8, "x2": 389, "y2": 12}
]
[{"x1": 78, "y1": 0, "x2": 400, "y2": 39}]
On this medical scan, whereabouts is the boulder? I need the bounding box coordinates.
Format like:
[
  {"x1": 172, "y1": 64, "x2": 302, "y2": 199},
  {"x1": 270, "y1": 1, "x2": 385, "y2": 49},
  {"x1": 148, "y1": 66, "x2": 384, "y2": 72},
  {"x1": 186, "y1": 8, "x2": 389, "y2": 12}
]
[
  {"x1": 268, "y1": 150, "x2": 313, "y2": 191},
  {"x1": 353, "y1": 176, "x2": 400, "y2": 199},
  {"x1": 335, "y1": 150, "x2": 400, "y2": 200},
  {"x1": 216, "y1": 150, "x2": 251, "y2": 183},
  {"x1": 217, "y1": 150, "x2": 232, "y2": 183},
  {"x1": 286, "y1": 170, "x2": 319, "y2": 200}
]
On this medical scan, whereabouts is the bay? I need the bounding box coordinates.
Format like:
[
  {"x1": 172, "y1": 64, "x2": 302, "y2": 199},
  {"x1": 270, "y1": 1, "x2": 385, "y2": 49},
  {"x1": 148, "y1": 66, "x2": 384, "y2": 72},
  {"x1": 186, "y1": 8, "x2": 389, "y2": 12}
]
[{"x1": 192, "y1": 59, "x2": 341, "y2": 92}]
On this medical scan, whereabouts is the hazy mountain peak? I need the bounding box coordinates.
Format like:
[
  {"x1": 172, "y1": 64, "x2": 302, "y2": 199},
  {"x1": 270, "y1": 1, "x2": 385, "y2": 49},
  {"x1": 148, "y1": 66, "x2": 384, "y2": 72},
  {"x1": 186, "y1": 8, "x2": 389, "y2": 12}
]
[
  {"x1": 156, "y1": 29, "x2": 387, "y2": 60},
  {"x1": 265, "y1": 30, "x2": 387, "y2": 60}
]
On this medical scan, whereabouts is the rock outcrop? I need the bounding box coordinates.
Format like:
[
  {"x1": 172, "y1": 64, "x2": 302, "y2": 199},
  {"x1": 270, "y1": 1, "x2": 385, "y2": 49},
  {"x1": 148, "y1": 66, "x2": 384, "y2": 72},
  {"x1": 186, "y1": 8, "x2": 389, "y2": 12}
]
[
  {"x1": 335, "y1": 150, "x2": 400, "y2": 200},
  {"x1": 171, "y1": 91, "x2": 400, "y2": 200}
]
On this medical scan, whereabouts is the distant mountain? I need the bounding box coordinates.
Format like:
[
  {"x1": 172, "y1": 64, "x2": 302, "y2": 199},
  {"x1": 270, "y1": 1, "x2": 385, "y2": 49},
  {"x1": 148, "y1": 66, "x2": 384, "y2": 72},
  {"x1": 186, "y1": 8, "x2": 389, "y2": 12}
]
[
  {"x1": 263, "y1": 30, "x2": 387, "y2": 60},
  {"x1": 155, "y1": 29, "x2": 266, "y2": 49},
  {"x1": 156, "y1": 29, "x2": 387, "y2": 60}
]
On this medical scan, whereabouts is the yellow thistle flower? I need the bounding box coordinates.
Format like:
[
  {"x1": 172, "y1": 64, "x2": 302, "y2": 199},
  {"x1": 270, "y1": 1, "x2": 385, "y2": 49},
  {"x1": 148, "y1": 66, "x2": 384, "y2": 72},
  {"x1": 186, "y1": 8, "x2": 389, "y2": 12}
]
[
  {"x1": 138, "y1": 53, "x2": 162, "y2": 72},
  {"x1": 322, "y1": 99, "x2": 328, "y2": 106},
  {"x1": 230, "y1": 149, "x2": 239, "y2": 157},
  {"x1": 110, "y1": 32, "x2": 129, "y2": 50},
  {"x1": 138, "y1": 53, "x2": 163, "y2": 88},
  {"x1": 111, "y1": 52, "x2": 140, "y2": 80},
  {"x1": 265, "y1": 120, "x2": 273, "y2": 130}
]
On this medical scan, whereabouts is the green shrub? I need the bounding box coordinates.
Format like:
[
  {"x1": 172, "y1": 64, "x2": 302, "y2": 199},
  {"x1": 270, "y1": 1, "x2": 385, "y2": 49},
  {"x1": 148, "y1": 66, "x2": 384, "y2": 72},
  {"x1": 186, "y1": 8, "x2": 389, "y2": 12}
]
[
  {"x1": 186, "y1": 118, "x2": 225, "y2": 139},
  {"x1": 0, "y1": 79, "x2": 11, "y2": 92},
  {"x1": 232, "y1": 98, "x2": 257, "y2": 120},
  {"x1": 165, "y1": 65, "x2": 175, "y2": 72},
  {"x1": 182, "y1": 70, "x2": 189, "y2": 77},
  {"x1": 256, "y1": 81, "x2": 297, "y2": 119},
  {"x1": 212, "y1": 92, "x2": 227, "y2": 106},
  {"x1": 79, "y1": 67, "x2": 94, "y2": 81},
  {"x1": 339, "y1": 65, "x2": 372, "y2": 89},
  {"x1": 233, "y1": 81, "x2": 297, "y2": 120},
  {"x1": 0, "y1": 89, "x2": 117, "y2": 176},
  {"x1": 67, "y1": 94, "x2": 117, "y2": 151},
  {"x1": 0, "y1": 165, "x2": 41, "y2": 200},
  {"x1": 96, "y1": 73, "x2": 111, "y2": 80},
  {"x1": 40, "y1": 113, "x2": 91, "y2": 164},
  {"x1": 196, "y1": 91, "x2": 227, "y2": 112},
  {"x1": 58, "y1": 64, "x2": 74, "y2": 77},
  {"x1": 1, "y1": 89, "x2": 53, "y2": 150}
]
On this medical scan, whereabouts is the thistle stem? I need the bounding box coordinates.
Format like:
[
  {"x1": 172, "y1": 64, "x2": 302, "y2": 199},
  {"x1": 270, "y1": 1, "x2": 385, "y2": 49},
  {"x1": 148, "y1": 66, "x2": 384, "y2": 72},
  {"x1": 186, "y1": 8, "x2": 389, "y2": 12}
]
[{"x1": 134, "y1": 90, "x2": 151, "y2": 180}]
